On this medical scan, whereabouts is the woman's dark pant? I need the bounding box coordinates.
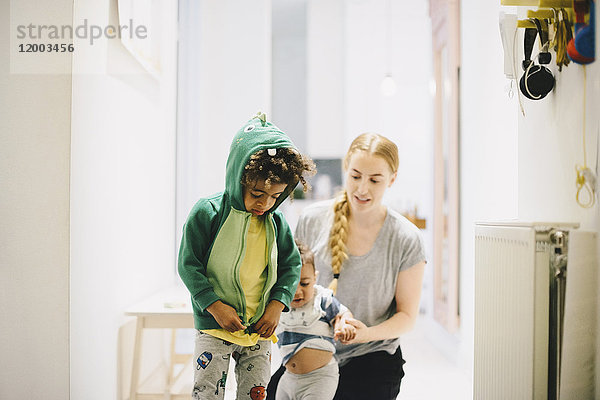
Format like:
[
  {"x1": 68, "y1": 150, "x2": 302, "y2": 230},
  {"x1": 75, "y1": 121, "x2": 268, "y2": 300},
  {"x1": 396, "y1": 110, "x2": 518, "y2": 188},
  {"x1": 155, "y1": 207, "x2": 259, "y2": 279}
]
[
  {"x1": 333, "y1": 347, "x2": 405, "y2": 400},
  {"x1": 266, "y1": 364, "x2": 286, "y2": 400},
  {"x1": 266, "y1": 347, "x2": 405, "y2": 400}
]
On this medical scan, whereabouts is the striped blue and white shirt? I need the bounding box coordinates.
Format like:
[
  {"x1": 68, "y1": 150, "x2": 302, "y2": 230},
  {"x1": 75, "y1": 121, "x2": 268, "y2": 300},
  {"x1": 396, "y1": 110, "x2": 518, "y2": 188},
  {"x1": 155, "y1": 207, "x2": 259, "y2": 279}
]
[{"x1": 276, "y1": 285, "x2": 348, "y2": 365}]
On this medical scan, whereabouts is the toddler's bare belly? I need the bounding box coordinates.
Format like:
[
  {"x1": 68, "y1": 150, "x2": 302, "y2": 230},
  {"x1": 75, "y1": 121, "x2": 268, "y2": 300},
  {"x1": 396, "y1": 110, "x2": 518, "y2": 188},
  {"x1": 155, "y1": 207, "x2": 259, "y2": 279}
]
[{"x1": 284, "y1": 348, "x2": 333, "y2": 374}]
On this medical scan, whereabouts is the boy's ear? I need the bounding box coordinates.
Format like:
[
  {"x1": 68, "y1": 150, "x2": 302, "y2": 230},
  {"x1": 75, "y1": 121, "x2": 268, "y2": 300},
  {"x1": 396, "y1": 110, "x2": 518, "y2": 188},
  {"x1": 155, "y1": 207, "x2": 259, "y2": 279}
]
[{"x1": 315, "y1": 270, "x2": 319, "y2": 278}]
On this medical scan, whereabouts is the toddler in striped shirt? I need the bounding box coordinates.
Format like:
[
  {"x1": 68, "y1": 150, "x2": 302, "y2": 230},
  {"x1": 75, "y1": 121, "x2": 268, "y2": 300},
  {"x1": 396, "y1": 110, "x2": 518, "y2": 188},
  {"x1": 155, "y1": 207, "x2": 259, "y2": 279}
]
[{"x1": 274, "y1": 240, "x2": 356, "y2": 400}]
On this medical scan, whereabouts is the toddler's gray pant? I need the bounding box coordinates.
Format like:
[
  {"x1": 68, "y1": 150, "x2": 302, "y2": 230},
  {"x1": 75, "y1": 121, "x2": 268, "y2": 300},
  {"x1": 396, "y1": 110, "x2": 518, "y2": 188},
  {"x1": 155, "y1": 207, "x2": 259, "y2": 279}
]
[{"x1": 275, "y1": 359, "x2": 339, "y2": 400}]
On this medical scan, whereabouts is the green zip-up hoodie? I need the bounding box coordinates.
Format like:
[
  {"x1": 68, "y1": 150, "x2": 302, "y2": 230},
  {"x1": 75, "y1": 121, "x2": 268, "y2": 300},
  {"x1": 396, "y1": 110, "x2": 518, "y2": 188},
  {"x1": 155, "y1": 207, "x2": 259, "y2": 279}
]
[{"x1": 178, "y1": 116, "x2": 302, "y2": 331}]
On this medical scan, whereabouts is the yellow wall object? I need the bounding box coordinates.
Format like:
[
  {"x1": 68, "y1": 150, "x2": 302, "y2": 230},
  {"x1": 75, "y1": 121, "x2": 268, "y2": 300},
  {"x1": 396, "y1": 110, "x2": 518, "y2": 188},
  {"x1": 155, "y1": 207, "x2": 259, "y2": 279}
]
[{"x1": 501, "y1": 0, "x2": 571, "y2": 7}]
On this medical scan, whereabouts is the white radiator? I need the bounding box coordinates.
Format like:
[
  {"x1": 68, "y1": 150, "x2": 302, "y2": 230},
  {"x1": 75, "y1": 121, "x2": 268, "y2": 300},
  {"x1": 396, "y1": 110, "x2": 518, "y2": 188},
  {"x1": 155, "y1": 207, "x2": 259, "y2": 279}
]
[{"x1": 474, "y1": 222, "x2": 597, "y2": 400}]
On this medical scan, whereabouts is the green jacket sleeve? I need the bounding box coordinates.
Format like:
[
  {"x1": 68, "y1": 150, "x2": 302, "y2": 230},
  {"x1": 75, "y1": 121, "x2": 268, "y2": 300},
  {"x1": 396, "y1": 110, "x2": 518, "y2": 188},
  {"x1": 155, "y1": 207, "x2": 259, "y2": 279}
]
[
  {"x1": 177, "y1": 200, "x2": 221, "y2": 312},
  {"x1": 269, "y1": 211, "x2": 302, "y2": 312}
]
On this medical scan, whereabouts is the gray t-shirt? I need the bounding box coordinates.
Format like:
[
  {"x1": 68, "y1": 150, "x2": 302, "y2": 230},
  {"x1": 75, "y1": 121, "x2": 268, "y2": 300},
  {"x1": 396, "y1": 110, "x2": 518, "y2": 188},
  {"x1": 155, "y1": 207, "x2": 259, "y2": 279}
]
[{"x1": 295, "y1": 199, "x2": 427, "y2": 366}]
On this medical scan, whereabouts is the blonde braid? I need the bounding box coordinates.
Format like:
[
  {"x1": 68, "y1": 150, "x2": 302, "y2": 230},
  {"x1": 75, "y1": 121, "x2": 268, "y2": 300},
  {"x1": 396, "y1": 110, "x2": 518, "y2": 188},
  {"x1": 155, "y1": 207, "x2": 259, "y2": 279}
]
[{"x1": 327, "y1": 191, "x2": 350, "y2": 294}]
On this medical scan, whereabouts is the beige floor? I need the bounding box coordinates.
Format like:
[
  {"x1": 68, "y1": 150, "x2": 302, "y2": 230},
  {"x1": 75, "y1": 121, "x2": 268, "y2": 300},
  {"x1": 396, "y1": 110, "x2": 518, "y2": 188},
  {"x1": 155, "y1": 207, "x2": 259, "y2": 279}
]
[{"x1": 400, "y1": 319, "x2": 472, "y2": 399}]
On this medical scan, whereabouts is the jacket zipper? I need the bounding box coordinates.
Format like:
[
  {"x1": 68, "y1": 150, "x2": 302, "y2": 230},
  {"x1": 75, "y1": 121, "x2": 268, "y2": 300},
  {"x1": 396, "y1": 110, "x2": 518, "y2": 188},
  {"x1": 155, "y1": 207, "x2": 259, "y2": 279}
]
[{"x1": 233, "y1": 213, "x2": 249, "y2": 326}]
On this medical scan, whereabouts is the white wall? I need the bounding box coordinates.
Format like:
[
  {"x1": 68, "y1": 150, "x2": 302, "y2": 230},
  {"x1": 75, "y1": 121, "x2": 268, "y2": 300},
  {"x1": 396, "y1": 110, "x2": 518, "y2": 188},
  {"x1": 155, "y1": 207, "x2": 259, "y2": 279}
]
[
  {"x1": 0, "y1": 0, "x2": 72, "y2": 398},
  {"x1": 517, "y1": 43, "x2": 600, "y2": 229},
  {"x1": 69, "y1": 0, "x2": 178, "y2": 399}
]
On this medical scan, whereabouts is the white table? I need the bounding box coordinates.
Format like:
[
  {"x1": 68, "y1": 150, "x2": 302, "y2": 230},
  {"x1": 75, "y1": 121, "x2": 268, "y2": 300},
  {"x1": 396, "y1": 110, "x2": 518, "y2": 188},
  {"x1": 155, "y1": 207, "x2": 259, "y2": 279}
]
[{"x1": 125, "y1": 285, "x2": 195, "y2": 400}]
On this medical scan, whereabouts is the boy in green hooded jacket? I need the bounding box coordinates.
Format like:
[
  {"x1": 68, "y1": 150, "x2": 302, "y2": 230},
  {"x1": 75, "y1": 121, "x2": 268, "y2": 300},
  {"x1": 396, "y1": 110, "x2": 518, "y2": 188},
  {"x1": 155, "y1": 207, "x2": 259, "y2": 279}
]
[{"x1": 178, "y1": 113, "x2": 315, "y2": 399}]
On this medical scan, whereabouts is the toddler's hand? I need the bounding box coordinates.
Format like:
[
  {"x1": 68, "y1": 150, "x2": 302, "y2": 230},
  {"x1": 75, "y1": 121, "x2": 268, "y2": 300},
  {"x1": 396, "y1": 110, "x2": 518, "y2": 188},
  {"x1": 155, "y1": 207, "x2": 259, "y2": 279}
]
[
  {"x1": 206, "y1": 301, "x2": 245, "y2": 332},
  {"x1": 339, "y1": 318, "x2": 372, "y2": 344},
  {"x1": 254, "y1": 301, "x2": 285, "y2": 338},
  {"x1": 334, "y1": 322, "x2": 357, "y2": 343}
]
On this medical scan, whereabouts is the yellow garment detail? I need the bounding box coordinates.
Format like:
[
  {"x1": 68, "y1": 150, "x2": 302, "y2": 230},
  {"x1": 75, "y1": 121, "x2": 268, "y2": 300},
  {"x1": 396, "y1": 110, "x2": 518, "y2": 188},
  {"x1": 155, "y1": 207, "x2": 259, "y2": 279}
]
[
  {"x1": 202, "y1": 328, "x2": 277, "y2": 346},
  {"x1": 203, "y1": 215, "x2": 277, "y2": 345}
]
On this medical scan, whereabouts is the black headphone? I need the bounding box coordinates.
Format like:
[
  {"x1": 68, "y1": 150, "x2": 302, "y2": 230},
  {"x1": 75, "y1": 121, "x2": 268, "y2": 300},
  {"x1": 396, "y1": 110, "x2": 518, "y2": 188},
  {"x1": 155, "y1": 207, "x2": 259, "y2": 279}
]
[{"x1": 519, "y1": 18, "x2": 555, "y2": 100}]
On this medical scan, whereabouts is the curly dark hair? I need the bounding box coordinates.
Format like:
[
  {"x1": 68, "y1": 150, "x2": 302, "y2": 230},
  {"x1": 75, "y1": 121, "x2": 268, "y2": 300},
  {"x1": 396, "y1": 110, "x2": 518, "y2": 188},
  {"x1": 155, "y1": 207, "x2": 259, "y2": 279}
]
[{"x1": 241, "y1": 148, "x2": 316, "y2": 193}]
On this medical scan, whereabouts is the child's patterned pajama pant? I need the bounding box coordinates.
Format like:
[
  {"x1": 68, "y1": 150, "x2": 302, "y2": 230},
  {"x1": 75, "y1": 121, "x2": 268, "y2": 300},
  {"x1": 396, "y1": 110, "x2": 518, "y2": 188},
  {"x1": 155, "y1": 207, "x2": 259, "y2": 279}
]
[{"x1": 193, "y1": 331, "x2": 271, "y2": 400}]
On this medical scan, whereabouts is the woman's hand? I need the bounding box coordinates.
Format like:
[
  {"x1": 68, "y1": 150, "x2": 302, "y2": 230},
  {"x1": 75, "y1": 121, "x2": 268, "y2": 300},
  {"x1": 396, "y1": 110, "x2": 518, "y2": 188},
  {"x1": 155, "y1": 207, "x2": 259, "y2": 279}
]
[
  {"x1": 254, "y1": 300, "x2": 285, "y2": 338},
  {"x1": 341, "y1": 262, "x2": 427, "y2": 343},
  {"x1": 339, "y1": 318, "x2": 371, "y2": 344},
  {"x1": 206, "y1": 301, "x2": 245, "y2": 332}
]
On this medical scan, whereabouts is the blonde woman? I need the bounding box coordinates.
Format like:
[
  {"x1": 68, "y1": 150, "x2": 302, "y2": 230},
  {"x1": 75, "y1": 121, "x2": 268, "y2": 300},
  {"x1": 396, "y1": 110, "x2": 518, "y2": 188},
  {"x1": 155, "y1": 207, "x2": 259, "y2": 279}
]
[{"x1": 295, "y1": 133, "x2": 427, "y2": 399}]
